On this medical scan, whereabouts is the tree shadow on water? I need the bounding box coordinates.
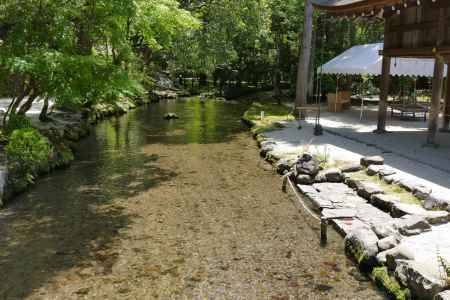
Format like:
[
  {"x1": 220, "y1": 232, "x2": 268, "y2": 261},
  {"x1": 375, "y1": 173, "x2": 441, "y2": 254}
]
[{"x1": 0, "y1": 151, "x2": 177, "y2": 299}]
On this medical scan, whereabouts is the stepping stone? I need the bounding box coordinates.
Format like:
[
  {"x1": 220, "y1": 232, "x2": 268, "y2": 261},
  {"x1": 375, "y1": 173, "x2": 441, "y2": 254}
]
[
  {"x1": 356, "y1": 203, "x2": 394, "y2": 228},
  {"x1": 361, "y1": 155, "x2": 384, "y2": 167},
  {"x1": 340, "y1": 163, "x2": 362, "y2": 173}
]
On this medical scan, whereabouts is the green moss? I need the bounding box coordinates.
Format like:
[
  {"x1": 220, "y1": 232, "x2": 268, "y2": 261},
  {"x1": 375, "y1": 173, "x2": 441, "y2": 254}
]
[
  {"x1": 350, "y1": 170, "x2": 422, "y2": 206},
  {"x1": 345, "y1": 239, "x2": 366, "y2": 265},
  {"x1": 243, "y1": 101, "x2": 294, "y2": 133},
  {"x1": 372, "y1": 267, "x2": 411, "y2": 300}
]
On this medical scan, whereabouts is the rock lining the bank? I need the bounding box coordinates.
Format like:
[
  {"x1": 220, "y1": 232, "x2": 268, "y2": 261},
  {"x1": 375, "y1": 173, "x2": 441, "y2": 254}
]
[{"x1": 249, "y1": 120, "x2": 450, "y2": 299}]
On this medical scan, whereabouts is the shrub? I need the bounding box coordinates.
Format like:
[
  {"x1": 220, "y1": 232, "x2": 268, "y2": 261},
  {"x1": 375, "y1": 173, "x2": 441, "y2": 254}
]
[
  {"x1": 5, "y1": 128, "x2": 52, "y2": 192},
  {"x1": 4, "y1": 114, "x2": 32, "y2": 135}
]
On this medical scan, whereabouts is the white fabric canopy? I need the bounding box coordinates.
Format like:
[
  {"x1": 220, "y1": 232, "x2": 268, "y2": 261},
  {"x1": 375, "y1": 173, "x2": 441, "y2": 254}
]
[{"x1": 319, "y1": 43, "x2": 447, "y2": 77}]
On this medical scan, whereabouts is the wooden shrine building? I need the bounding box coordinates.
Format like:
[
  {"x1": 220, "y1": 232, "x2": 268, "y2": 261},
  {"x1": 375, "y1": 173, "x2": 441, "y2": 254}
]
[{"x1": 312, "y1": 0, "x2": 450, "y2": 144}]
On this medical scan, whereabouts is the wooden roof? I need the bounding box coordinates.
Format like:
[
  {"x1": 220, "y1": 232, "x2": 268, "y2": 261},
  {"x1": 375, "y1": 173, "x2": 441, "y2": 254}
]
[{"x1": 312, "y1": 0, "x2": 402, "y2": 15}]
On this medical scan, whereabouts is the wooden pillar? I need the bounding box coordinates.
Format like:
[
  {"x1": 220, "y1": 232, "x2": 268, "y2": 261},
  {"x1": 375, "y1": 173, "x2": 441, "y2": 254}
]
[
  {"x1": 427, "y1": 56, "x2": 445, "y2": 145},
  {"x1": 375, "y1": 55, "x2": 391, "y2": 133},
  {"x1": 441, "y1": 67, "x2": 450, "y2": 131}
]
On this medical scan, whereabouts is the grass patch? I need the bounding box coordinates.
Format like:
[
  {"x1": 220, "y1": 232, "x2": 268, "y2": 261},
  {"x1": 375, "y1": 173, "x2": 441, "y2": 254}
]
[
  {"x1": 350, "y1": 170, "x2": 422, "y2": 205},
  {"x1": 243, "y1": 102, "x2": 295, "y2": 134}
]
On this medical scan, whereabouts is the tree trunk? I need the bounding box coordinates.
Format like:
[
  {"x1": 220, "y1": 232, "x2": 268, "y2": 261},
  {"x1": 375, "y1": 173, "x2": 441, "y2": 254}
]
[
  {"x1": 295, "y1": 0, "x2": 313, "y2": 112},
  {"x1": 376, "y1": 55, "x2": 391, "y2": 133},
  {"x1": 17, "y1": 92, "x2": 39, "y2": 115},
  {"x1": 39, "y1": 97, "x2": 50, "y2": 122}
]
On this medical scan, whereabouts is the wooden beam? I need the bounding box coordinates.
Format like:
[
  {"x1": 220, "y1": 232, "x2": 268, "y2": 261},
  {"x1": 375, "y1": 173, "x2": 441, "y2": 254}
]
[
  {"x1": 427, "y1": 56, "x2": 445, "y2": 145},
  {"x1": 381, "y1": 47, "x2": 450, "y2": 58}
]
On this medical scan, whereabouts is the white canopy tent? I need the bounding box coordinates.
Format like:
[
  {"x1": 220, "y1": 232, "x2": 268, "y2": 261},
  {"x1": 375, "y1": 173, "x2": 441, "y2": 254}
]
[{"x1": 318, "y1": 43, "x2": 447, "y2": 77}]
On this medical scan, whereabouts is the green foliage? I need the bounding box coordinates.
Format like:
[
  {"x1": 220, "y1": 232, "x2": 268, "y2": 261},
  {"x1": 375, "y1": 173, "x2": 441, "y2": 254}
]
[
  {"x1": 5, "y1": 128, "x2": 52, "y2": 192},
  {"x1": 4, "y1": 114, "x2": 32, "y2": 135}
]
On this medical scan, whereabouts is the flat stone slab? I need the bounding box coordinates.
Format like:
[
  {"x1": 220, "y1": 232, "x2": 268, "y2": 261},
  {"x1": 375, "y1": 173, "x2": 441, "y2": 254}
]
[
  {"x1": 356, "y1": 203, "x2": 395, "y2": 228},
  {"x1": 297, "y1": 184, "x2": 318, "y2": 195},
  {"x1": 424, "y1": 191, "x2": 450, "y2": 211},
  {"x1": 306, "y1": 192, "x2": 334, "y2": 210},
  {"x1": 332, "y1": 218, "x2": 366, "y2": 237},
  {"x1": 391, "y1": 202, "x2": 450, "y2": 225},
  {"x1": 313, "y1": 182, "x2": 354, "y2": 194},
  {"x1": 322, "y1": 208, "x2": 356, "y2": 219}
]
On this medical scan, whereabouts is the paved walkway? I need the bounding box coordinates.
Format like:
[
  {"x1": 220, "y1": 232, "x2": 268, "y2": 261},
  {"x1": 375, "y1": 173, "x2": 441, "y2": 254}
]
[{"x1": 264, "y1": 106, "x2": 450, "y2": 195}]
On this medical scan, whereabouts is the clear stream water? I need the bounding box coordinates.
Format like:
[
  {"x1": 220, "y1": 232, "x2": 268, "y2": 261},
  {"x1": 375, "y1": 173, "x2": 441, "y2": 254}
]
[{"x1": 0, "y1": 99, "x2": 385, "y2": 299}]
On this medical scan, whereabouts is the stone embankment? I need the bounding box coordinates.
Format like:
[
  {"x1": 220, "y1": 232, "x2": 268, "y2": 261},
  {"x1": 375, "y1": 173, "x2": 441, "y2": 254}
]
[
  {"x1": 0, "y1": 97, "x2": 151, "y2": 206},
  {"x1": 246, "y1": 115, "x2": 450, "y2": 300}
]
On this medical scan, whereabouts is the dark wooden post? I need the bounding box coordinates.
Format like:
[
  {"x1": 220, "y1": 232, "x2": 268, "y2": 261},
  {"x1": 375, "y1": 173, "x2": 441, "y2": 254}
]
[
  {"x1": 375, "y1": 55, "x2": 391, "y2": 133},
  {"x1": 320, "y1": 218, "x2": 328, "y2": 247},
  {"x1": 427, "y1": 56, "x2": 445, "y2": 145},
  {"x1": 441, "y1": 66, "x2": 450, "y2": 131}
]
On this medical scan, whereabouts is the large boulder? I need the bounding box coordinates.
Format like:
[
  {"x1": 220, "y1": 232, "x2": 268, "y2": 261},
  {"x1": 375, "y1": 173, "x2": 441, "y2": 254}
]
[
  {"x1": 294, "y1": 153, "x2": 320, "y2": 176},
  {"x1": 376, "y1": 245, "x2": 415, "y2": 268},
  {"x1": 395, "y1": 260, "x2": 446, "y2": 300},
  {"x1": 361, "y1": 156, "x2": 384, "y2": 167},
  {"x1": 345, "y1": 225, "x2": 379, "y2": 270}
]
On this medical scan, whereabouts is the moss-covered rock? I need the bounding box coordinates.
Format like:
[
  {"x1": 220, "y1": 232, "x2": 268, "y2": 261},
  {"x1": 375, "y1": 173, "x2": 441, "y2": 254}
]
[{"x1": 372, "y1": 267, "x2": 411, "y2": 300}]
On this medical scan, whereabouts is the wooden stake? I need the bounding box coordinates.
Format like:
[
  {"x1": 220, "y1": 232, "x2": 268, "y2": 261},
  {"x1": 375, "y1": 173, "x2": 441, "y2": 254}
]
[{"x1": 320, "y1": 218, "x2": 328, "y2": 247}]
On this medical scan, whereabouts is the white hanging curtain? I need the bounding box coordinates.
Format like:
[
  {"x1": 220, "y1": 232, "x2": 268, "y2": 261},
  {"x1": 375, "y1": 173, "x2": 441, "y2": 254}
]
[{"x1": 319, "y1": 43, "x2": 447, "y2": 77}]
